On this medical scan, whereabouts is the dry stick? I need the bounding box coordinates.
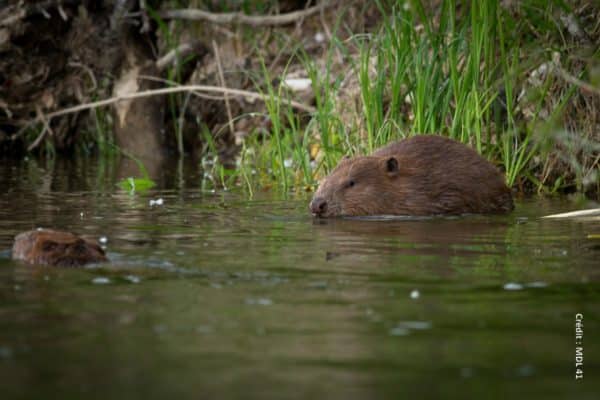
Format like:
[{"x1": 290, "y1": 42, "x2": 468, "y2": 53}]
[
  {"x1": 542, "y1": 208, "x2": 600, "y2": 219},
  {"x1": 139, "y1": 75, "x2": 227, "y2": 101},
  {"x1": 212, "y1": 41, "x2": 235, "y2": 138},
  {"x1": 68, "y1": 61, "x2": 98, "y2": 91},
  {"x1": 156, "y1": 42, "x2": 199, "y2": 71},
  {"x1": 554, "y1": 66, "x2": 600, "y2": 96},
  {"x1": 13, "y1": 85, "x2": 315, "y2": 140},
  {"x1": 28, "y1": 106, "x2": 53, "y2": 151},
  {"x1": 160, "y1": 1, "x2": 333, "y2": 26},
  {"x1": 45, "y1": 85, "x2": 314, "y2": 115}
]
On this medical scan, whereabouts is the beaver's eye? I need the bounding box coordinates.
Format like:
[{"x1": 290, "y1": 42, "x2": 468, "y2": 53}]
[{"x1": 346, "y1": 180, "x2": 355, "y2": 188}]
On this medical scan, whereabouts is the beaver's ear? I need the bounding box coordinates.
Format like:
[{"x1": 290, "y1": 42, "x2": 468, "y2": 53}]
[
  {"x1": 342, "y1": 155, "x2": 351, "y2": 160},
  {"x1": 383, "y1": 156, "x2": 399, "y2": 177}
]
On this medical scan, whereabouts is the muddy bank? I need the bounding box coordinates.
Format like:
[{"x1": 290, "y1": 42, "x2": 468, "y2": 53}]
[{"x1": 0, "y1": 1, "x2": 598, "y2": 196}]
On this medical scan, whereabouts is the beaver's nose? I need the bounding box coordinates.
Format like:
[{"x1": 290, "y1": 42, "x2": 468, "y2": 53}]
[{"x1": 310, "y1": 197, "x2": 328, "y2": 215}]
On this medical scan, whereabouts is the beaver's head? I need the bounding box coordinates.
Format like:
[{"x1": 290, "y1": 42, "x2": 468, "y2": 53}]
[
  {"x1": 310, "y1": 154, "x2": 401, "y2": 217},
  {"x1": 12, "y1": 229, "x2": 108, "y2": 267}
]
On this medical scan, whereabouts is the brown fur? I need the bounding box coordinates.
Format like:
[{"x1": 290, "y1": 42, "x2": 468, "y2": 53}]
[
  {"x1": 12, "y1": 229, "x2": 108, "y2": 267},
  {"x1": 310, "y1": 135, "x2": 513, "y2": 217}
]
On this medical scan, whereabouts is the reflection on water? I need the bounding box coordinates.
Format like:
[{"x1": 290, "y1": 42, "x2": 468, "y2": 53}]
[{"x1": 0, "y1": 158, "x2": 599, "y2": 399}]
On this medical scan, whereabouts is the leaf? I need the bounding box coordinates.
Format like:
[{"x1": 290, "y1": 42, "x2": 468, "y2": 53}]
[{"x1": 117, "y1": 177, "x2": 156, "y2": 194}]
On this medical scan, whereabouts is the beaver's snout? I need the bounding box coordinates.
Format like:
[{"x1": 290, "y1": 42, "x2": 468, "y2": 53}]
[{"x1": 310, "y1": 197, "x2": 328, "y2": 216}]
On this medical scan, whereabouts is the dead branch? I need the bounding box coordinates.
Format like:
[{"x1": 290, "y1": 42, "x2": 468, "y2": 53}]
[
  {"x1": 155, "y1": 41, "x2": 202, "y2": 71},
  {"x1": 160, "y1": 1, "x2": 334, "y2": 27},
  {"x1": 554, "y1": 66, "x2": 600, "y2": 96},
  {"x1": 27, "y1": 106, "x2": 53, "y2": 151},
  {"x1": 542, "y1": 208, "x2": 600, "y2": 219},
  {"x1": 12, "y1": 84, "x2": 316, "y2": 141},
  {"x1": 138, "y1": 75, "x2": 228, "y2": 101}
]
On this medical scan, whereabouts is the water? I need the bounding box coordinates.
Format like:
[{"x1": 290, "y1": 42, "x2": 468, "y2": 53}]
[{"x1": 0, "y1": 159, "x2": 599, "y2": 399}]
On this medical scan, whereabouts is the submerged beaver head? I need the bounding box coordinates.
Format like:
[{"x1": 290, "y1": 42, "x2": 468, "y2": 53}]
[
  {"x1": 310, "y1": 154, "x2": 402, "y2": 217},
  {"x1": 12, "y1": 229, "x2": 108, "y2": 267}
]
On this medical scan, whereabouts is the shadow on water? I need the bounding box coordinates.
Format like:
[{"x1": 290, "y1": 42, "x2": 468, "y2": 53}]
[{"x1": 0, "y1": 158, "x2": 599, "y2": 399}]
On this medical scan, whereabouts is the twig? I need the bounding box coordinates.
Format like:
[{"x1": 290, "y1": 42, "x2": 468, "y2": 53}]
[
  {"x1": 155, "y1": 41, "x2": 201, "y2": 71},
  {"x1": 68, "y1": 61, "x2": 98, "y2": 91},
  {"x1": 554, "y1": 66, "x2": 600, "y2": 96},
  {"x1": 27, "y1": 106, "x2": 54, "y2": 151},
  {"x1": 12, "y1": 84, "x2": 315, "y2": 139},
  {"x1": 49, "y1": 85, "x2": 314, "y2": 116},
  {"x1": 542, "y1": 208, "x2": 600, "y2": 219},
  {"x1": 212, "y1": 40, "x2": 235, "y2": 138},
  {"x1": 0, "y1": 99, "x2": 12, "y2": 119},
  {"x1": 138, "y1": 75, "x2": 227, "y2": 100},
  {"x1": 160, "y1": 1, "x2": 334, "y2": 27}
]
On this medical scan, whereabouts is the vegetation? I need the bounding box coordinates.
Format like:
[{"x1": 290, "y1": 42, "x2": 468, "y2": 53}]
[
  {"x1": 233, "y1": 0, "x2": 599, "y2": 197},
  {"x1": 2, "y1": 0, "x2": 598, "y2": 197}
]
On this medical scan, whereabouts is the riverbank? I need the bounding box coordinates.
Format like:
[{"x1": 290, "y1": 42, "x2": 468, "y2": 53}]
[{"x1": 1, "y1": 1, "x2": 598, "y2": 197}]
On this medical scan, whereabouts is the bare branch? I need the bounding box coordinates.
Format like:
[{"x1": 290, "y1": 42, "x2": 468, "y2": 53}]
[
  {"x1": 155, "y1": 41, "x2": 202, "y2": 71},
  {"x1": 27, "y1": 106, "x2": 53, "y2": 151},
  {"x1": 554, "y1": 66, "x2": 600, "y2": 96},
  {"x1": 543, "y1": 208, "x2": 600, "y2": 219},
  {"x1": 12, "y1": 84, "x2": 315, "y2": 141},
  {"x1": 160, "y1": 1, "x2": 334, "y2": 27}
]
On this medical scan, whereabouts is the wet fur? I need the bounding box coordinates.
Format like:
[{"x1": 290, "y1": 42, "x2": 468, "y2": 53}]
[
  {"x1": 12, "y1": 229, "x2": 108, "y2": 267},
  {"x1": 312, "y1": 135, "x2": 513, "y2": 217}
]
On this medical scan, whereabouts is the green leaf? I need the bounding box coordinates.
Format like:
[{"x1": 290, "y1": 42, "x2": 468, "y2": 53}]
[{"x1": 117, "y1": 177, "x2": 156, "y2": 194}]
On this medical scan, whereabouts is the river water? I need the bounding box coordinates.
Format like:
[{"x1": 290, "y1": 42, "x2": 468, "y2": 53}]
[{"x1": 0, "y1": 158, "x2": 598, "y2": 399}]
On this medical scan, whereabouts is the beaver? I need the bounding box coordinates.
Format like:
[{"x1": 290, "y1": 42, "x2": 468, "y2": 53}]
[
  {"x1": 12, "y1": 229, "x2": 108, "y2": 267},
  {"x1": 310, "y1": 135, "x2": 513, "y2": 217}
]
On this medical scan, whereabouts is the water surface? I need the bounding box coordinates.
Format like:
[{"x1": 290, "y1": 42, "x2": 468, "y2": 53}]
[{"x1": 0, "y1": 159, "x2": 598, "y2": 399}]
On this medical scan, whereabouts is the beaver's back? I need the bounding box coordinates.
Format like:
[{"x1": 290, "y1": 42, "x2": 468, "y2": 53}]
[{"x1": 373, "y1": 135, "x2": 513, "y2": 215}]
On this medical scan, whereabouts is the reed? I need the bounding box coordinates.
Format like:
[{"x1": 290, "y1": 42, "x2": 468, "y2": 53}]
[{"x1": 240, "y1": 0, "x2": 596, "y2": 195}]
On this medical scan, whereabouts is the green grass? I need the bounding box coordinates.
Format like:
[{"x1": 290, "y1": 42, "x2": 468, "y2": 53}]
[{"x1": 232, "y1": 0, "x2": 597, "y2": 195}]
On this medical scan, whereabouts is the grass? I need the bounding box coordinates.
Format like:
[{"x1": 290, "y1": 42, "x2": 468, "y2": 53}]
[{"x1": 227, "y1": 0, "x2": 598, "y2": 196}]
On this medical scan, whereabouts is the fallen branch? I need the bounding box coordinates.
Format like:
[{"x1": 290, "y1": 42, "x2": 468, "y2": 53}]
[
  {"x1": 12, "y1": 84, "x2": 316, "y2": 140},
  {"x1": 160, "y1": 1, "x2": 334, "y2": 26}
]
